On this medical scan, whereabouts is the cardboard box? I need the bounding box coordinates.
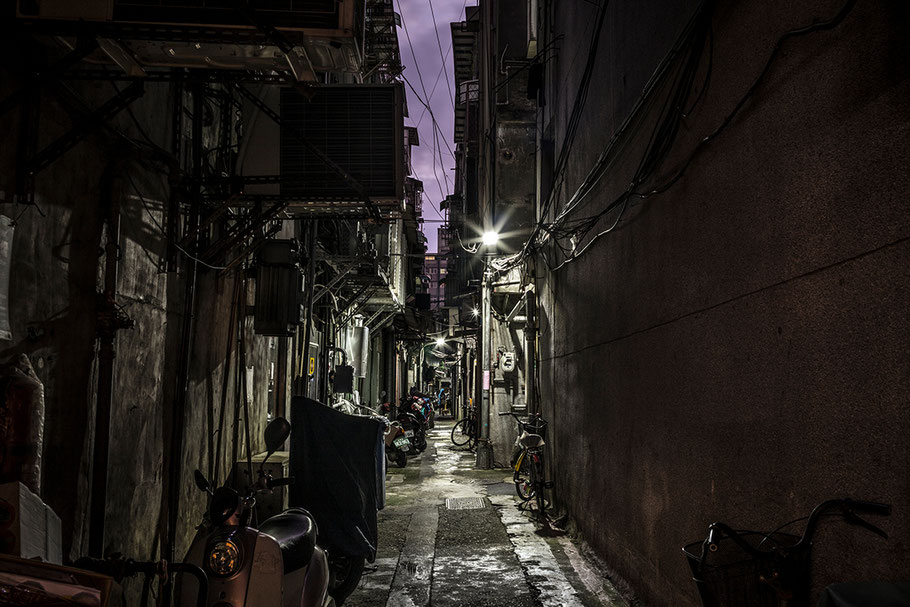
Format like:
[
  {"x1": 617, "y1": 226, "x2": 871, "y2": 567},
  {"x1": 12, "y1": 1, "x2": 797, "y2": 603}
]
[
  {"x1": 0, "y1": 482, "x2": 62, "y2": 564},
  {"x1": 0, "y1": 553, "x2": 115, "y2": 606}
]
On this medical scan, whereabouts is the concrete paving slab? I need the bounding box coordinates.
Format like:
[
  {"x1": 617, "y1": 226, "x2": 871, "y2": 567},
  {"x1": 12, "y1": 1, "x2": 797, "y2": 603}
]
[{"x1": 344, "y1": 421, "x2": 629, "y2": 607}]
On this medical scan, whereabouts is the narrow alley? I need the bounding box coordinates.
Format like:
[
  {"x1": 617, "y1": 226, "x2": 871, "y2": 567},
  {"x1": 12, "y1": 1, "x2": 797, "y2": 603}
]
[
  {"x1": 346, "y1": 420, "x2": 628, "y2": 607},
  {"x1": 0, "y1": 0, "x2": 907, "y2": 606}
]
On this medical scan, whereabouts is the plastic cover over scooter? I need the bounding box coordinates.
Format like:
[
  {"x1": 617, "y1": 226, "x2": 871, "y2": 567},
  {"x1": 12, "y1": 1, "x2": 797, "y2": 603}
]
[
  {"x1": 289, "y1": 396, "x2": 383, "y2": 562},
  {"x1": 815, "y1": 581, "x2": 910, "y2": 607}
]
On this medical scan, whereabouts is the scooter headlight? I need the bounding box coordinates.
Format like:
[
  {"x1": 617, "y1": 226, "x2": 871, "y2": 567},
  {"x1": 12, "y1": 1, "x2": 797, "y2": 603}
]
[{"x1": 207, "y1": 539, "x2": 242, "y2": 577}]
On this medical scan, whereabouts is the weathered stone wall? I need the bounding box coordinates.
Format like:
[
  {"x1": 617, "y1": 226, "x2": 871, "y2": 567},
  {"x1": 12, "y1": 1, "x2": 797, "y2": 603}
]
[
  {"x1": 537, "y1": 0, "x2": 910, "y2": 604},
  {"x1": 0, "y1": 47, "x2": 280, "y2": 599}
]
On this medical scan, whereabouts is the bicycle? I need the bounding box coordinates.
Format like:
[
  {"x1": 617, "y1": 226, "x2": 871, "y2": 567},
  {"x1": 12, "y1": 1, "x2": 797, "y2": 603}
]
[
  {"x1": 500, "y1": 411, "x2": 550, "y2": 523},
  {"x1": 450, "y1": 404, "x2": 477, "y2": 449},
  {"x1": 682, "y1": 498, "x2": 891, "y2": 607}
]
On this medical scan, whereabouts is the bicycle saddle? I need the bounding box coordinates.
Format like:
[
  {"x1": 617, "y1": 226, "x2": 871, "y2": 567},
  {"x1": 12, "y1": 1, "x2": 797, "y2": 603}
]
[{"x1": 518, "y1": 432, "x2": 545, "y2": 449}]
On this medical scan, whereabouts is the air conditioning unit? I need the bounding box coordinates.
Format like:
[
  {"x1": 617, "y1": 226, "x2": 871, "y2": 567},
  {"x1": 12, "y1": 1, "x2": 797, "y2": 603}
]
[
  {"x1": 280, "y1": 84, "x2": 404, "y2": 202},
  {"x1": 16, "y1": 0, "x2": 365, "y2": 76}
]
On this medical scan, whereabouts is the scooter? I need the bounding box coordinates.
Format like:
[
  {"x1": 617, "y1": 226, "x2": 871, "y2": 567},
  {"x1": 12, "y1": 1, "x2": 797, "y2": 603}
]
[
  {"x1": 396, "y1": 407, "x2": 427, "y2": 453},
  {"x1": 384, "y1": 419, "x2": 410, "y2": 468},
  {"x1": 179, "y1": 418, "x2": 335, "y2": 607}
]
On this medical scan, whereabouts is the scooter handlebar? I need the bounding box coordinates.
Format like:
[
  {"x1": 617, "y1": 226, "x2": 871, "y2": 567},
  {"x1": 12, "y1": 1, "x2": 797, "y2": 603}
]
[{"x1": 267, "y1": 476, "x2": 295, "y2": 488}]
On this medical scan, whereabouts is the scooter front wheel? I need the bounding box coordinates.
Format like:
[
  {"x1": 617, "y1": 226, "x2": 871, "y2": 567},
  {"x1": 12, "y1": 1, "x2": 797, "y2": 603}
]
[{"x1": 329, "y1": 555, "x2": 366, "y2": 606}]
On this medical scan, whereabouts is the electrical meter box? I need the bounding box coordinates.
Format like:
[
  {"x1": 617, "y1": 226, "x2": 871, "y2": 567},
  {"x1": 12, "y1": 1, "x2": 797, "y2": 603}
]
[{"x1": 231, "y1": 451, "x2": 289, "y2": 523}]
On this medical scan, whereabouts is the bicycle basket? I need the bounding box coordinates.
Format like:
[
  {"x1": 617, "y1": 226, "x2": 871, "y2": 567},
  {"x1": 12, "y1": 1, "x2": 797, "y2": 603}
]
[
  {"x1": 522, "y1": 417, "x2": 548, "y2": 438},
  {"x1": 682, "y1": 531, "x2": 809, "y2": 607}
]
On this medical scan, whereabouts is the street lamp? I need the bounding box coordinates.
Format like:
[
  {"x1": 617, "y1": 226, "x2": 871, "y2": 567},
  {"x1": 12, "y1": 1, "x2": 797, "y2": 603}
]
[{"x1": 482, "y1": 230, "x2": 499, "y2": 246}]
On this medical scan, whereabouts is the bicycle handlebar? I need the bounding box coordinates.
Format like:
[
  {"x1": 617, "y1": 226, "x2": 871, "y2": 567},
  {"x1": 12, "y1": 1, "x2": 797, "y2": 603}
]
[
  {"x1": 795, "y1": 498, "x2": 891, "y2": 549},
  {"x1": 843, "y1": 499, "x2": 891, "y2": 516},
  {"x1": 702, "y1": 498, "x2": 892, "y2": 559},
  {"x1": 267, "y1": 476, "x2": 295, "y2": 488}
]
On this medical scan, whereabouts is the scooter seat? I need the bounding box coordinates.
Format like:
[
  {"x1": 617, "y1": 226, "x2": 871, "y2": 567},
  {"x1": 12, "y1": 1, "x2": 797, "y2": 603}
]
[{"x1": 259, "y1": 509, "x2": 318, "y2": 574}]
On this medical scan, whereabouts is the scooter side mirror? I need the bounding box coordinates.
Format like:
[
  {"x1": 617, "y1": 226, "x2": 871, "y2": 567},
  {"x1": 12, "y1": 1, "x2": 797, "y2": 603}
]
[
  {"x1": 264, "y1": 417, "x2": 291, "y2": 459},
  {"x1": 194, "y1": 469, "x2": 212, "y2": 494}
]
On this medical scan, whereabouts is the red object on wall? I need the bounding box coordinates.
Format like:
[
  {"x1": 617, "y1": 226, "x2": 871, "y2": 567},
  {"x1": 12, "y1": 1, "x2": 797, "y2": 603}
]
[{"x1": 0, "y1": 354, "x2": 45, "y2": 494}]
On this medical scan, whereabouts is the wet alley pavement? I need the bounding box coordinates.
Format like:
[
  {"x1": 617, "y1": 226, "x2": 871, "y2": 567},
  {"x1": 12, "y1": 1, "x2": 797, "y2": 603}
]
[{"x1": 345, "y1": 421, "x2": 629, "y2": 607}]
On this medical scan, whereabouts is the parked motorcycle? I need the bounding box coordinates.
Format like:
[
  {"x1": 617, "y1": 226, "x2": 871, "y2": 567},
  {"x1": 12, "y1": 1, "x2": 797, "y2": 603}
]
[
  {"x1": 179, "y1": 418, "x2": 336, "y2": 607},
  {"x1": 384, "y1": 419, "x2": 410, "y2": 468},
  {"x1": 396, "y1": 407, "x2": 427, "y2": 453}
]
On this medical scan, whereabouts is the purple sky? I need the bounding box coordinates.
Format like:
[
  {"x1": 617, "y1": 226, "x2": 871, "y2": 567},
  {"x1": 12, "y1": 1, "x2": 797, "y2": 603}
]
[{"x1": 396, "y1": 0, "x2": 472, "y2": 252}]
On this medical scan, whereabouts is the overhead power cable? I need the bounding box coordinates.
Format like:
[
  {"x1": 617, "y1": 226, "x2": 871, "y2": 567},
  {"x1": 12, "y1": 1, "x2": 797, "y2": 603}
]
[
  {"x1": 541, "y1": 0, "x2": 859, "y2": 272},
  {"x1": 427, "y1": 0, "x2": 456, "y2": 112}
]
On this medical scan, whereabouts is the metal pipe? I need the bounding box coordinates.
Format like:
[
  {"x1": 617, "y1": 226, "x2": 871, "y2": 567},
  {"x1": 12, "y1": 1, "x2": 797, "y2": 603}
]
[
  {"x1": 505, "y1": 289, "x2": 528, "y2": 324},
  {"x1": 165, "y1": 82, "x2": 203, "y2": 572},
  {"x1": 475, "y1": 258, "x2": 493, "y2": 468},
  {"x1": 300, "y1": 220, "x2": 318, "y2": 397},
  {"x1": 88, "y1": 170, "x2": 123, "y2": 558}
]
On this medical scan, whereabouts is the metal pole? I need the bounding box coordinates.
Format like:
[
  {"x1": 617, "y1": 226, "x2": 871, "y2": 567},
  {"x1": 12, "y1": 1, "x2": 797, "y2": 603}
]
[
  {"x1": 475, "y1": 257, "x2": 493, "y2": 468},
  {"x1": 88, "y1": 171, "x2": 124, "y2": 558},
  {"x1": 300, "y1": 220, "x2": 318, "y2": 398},
  {"x1": 165, "y1": 81, "x2": 202, "y2": 585}
]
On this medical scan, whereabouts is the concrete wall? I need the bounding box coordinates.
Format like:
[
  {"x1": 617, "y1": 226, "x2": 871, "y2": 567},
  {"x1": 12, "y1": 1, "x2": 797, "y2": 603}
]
[
  {"x1": 537, "y1": 0, "x2": 910, "y2": 604},
  {"x1": 489, "y1": 317, "x2": 528, "y2": 466},
  {"x1": 0, "y1": 51, "x2": 278, "y2": 599}
]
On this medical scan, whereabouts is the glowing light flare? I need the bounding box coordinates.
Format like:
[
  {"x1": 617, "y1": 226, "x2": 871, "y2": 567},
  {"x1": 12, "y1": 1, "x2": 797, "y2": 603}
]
[{"x1": 482, "y1": 231, "x2": 499, "y2": 246}]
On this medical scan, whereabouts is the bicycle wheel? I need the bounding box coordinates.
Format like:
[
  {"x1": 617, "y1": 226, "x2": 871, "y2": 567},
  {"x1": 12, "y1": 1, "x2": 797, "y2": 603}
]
[
  {"x1": 514, "y1": 451, "x2": 534, "y2": 501},
  {"x1": 451, "y1": 418, "x2": 472, "y2": 446}
]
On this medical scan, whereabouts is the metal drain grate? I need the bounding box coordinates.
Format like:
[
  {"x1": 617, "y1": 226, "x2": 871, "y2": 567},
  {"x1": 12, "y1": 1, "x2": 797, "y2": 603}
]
[{"x1": 445, "y1": 497, "x2": 487, "y2": 510}]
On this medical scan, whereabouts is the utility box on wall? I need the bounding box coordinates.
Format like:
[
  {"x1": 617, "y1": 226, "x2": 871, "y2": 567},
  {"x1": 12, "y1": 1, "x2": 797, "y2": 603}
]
[{"x1": 254, "y1": 240, "x2": 303, "y2": 336}]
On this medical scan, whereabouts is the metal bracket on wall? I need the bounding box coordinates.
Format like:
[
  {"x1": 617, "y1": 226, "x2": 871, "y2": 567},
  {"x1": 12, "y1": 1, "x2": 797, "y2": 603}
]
[
  {"x1": 234, "y1": 0, "x2": 317, "y2": 83},
  {"x1": 200, "y1": 198, "x2": 290, "y2": 264},
  {"x1": 24, "y1": 81, "x2": 146, "y2": 179},
  {"x1": 0, "y1": 39, "x2": 99, "y2": 120}
]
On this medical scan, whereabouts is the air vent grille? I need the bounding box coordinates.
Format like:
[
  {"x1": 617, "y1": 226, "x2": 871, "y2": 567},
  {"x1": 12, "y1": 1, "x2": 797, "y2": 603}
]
[{"x1": 280, "y1": 85, "x2": 403, "y2": 201}]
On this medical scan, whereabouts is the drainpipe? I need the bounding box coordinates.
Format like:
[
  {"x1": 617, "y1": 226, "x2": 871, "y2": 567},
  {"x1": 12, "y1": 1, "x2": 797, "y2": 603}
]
[
  {"x1": 165, "y1": 82, "x2": 203, "y2": 580},
  {"x1": 300, "y1": 220, "x2": 318, "y2": 398},
  {"x1": 88, "y1": 168, "x2": 134, "y2": 558},
  {"x1": 475, "y1": 258, "x2": 493, "y2": 469}
]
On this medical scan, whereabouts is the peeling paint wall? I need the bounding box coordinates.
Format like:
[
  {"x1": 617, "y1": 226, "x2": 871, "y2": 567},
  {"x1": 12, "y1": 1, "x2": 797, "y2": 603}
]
[{"x1": 535, "y1": 0, "x2": 910, "y2": 605}]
